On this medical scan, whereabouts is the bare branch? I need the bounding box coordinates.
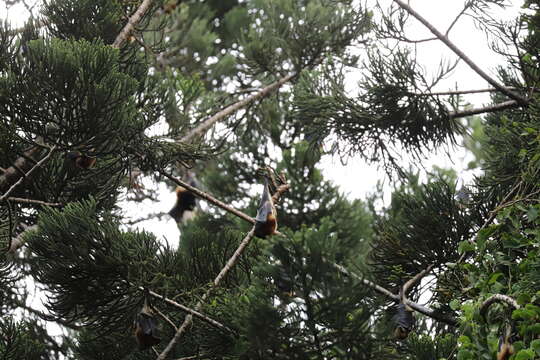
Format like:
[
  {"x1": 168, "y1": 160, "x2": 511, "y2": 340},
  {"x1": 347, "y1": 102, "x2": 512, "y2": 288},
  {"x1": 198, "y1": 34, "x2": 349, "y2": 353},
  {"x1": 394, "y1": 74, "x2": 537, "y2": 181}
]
[
  {"x1": 330, "y1": 262, "x2": 457, "y2": 326},
  {"x1": 151, "y1": 304, "x2": 178, "y2": 332},
  {"x1": 0, "y1": 145, "x2": 44, "y2": 192},
  {"x1": 449, "y1": 100, "x2": 519, "y2": 119},
  {"x1": 403, "y1": 264, "x2": 434, "y2": 294},
  {"x1": 445, "y1": 1, "x2": 471, "y2": 36},
  {"x1": 393, "y1": 0, "x2": 529, "y2": 106},
  {"x1": 0, "y1": 146, "x2": 56, "y2": 203},
  {"x1": 180, "y1": 73, "x2": 296, "y2": 143},
  {"x1": 160, "y1": 170, "x2": 256, "y2": 225},
  {"x1": 112, "y1": 0, "x2": 154, "y2": 49},
  {"x1": 145, "y1": 288, "x2": 236, "y2": 335},
  {"x1": 6, "y1": 197, "x2": 62, "y2": 207}
]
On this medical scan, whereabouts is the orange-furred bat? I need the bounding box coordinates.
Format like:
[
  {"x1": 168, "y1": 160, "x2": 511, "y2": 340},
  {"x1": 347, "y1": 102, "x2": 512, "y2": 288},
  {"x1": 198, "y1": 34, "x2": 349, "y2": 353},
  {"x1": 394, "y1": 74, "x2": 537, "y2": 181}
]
[
  {"x1": 168, "y1": 178, "x2": 198, "y2": 224},
  {"x1": 66, "y1": 151, "x2": 96, "y2": 169},
  {"x1": 254, "y1": 179, "x2": 277, "y2": 238},
  {"x1": 133, "y1": 303, "x2": 161, "y2": 350},
  {"x1": 497, "y1": 324, "x2": 515, "y2": 360}
]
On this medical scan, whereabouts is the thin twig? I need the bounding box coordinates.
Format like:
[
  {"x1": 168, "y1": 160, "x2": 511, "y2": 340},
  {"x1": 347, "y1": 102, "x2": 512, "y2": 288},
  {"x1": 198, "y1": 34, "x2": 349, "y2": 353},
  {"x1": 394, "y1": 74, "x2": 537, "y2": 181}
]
[
  {"x1": 6, "y1": 197, "x2": 62, "y2": 207},
  {"x1": 145, "y1": 289, "x2": 235, "y2": 335},
  {"x1": 393, "y1": 0, "x2": 529, "y2": 106},
  {"x1": 403, "y1": 265, "x2": 434, "y2": 294},
  {"x1": 0, "y1": 146, "x2": 56, "y2": 203},
  {"x1": 330, "y1": 262, "x2": 457, "y2": 326},
  {"x1": 112, "y1": 0, "x2": 154, "y2": 49},
  {"x1": 150, "y1": 304, "x2": 178, "y2": 332},
  {"x1": 160, "y1": 170, "x2": 255, "y2": 225},
  {"x1": 418, "y1": 87, "x2": 521, "y2": 96},
  {"x1": 180, "y1": 73, "x2": 296, "y2": 143}
]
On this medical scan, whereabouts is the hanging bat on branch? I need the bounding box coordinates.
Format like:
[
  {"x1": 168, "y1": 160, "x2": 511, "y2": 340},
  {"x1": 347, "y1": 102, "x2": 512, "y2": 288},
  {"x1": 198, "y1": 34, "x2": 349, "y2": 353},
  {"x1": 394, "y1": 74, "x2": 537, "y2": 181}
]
[
  {"x1": 65, "y1": 151, "x2": 96, "y2": 169},
  {"x1": 497, "y1": 323, "x2": 515, "y2": 360},
  {"x1": 169, "y1": 174, "x2": 198, "y2": 225},
  {"x1": 393, "y1": 287, "x2": 414, "y2": 340},
  {"x1": 133, "y1": 300, "x2": 161, "y2": 350},
  {"x1": 254, "y1": 178, "x2": 277, "y2": 238}
]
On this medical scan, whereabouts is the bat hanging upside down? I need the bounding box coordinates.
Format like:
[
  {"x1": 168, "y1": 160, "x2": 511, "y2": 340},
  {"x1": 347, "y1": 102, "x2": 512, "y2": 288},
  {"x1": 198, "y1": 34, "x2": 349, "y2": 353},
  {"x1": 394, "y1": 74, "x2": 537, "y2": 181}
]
[
  {"x1": 497, "y1": 324, "x2": 515, "y2": 360},
  {"x1": 254, "y1": 179, "x2": 277, "y2": 238},
  {"x1": 393, "y1": 303, "x2": 414, "y2": 339},
  {"x1": 133, "y1": 303, "x2": 161, "y2": 350},
  {"x1": 65, "y1": 151, "x2": 96, "y2": 169},
  {"x1": 169, "y1": 178, "x2": 198, "y2": 225}
]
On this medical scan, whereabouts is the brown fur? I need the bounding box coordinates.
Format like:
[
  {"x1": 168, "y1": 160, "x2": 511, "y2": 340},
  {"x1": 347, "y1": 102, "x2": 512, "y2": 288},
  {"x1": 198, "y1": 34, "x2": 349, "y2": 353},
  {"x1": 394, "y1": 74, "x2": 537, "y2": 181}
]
[{"x1": 254, "y1": 213, "x2": 277, "y2": 238}]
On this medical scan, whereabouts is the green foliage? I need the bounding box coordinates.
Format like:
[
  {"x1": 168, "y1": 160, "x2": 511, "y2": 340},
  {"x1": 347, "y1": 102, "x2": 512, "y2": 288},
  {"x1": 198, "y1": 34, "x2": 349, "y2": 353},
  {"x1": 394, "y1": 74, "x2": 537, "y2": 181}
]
[
  {"x1": 293, "y1": 62, "x2": 463, "y2": 173},
  {"x1": 0, "y1": 319, "x2": 49, "y2": 360},
  {"x1": 242, "y1": 0, "x2": 370, "y2": 74},
  {"x1": 26, "y1": 199, "x2": 164, "y2": 334}
]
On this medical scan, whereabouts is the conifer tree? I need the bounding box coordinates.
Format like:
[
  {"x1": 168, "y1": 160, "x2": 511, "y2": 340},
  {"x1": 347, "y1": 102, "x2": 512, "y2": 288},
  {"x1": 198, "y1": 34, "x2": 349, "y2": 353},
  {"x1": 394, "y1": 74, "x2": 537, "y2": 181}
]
[{"x1": 1, "y1": 0, "x2": 540, "y2": 360}]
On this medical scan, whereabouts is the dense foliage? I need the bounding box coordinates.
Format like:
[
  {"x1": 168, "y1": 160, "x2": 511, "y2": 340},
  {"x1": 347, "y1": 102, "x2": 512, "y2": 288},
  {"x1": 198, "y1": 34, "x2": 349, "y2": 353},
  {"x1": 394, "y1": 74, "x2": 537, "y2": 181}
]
[{"x1": 0, "y1": 0, "x2": 539, "y2": 359}]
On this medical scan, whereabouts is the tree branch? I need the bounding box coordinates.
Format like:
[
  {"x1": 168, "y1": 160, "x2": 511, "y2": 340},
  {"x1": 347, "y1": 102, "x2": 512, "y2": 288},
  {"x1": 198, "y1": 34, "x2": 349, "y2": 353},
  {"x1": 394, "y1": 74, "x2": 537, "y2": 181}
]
[
  {"x1": 330, "y1": 262, "x2": 457, "y2": 326},
  {"x1": 145, "y1": 288, "x2": 236, "y2": 335},
  {"x1": 112, "y1": 0, "x2": 154, "y2": 49},
  {"x1": 449, "y1": 100, "x2": 519, "y2": 119},
  {"x1": 393, "y1": 0, "x2": 529, "y2": 106},
  {"x1": 480, "y1": 294, "x2": 519, "y2": 321},
  {"x1": 180, "y1": 73, "x2": 296, "y2": 143},
  {"x1": 159, "y1": 170, "x2": 256, "y2": 225},
  {"x1": 6, "y1": 197, "x2": 62, "y2": 207},
  {"x1": 8, "y1": 224, "x2": 38, "y2": 254},
  {"x1": 0, "y1": 145, "x2": 45, "y2": 192},
  {"x1": 0, "y1": 146, "x2": 56, "y2": 203}
]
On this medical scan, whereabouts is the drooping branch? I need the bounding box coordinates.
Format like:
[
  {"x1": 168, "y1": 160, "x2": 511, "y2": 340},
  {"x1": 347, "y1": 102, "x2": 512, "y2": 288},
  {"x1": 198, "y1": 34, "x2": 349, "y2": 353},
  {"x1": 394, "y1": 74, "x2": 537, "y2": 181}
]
[
  {"x1": 145, "y1": 288, "x2": 236, "y2": 335},
  {"x1": 330, "y1": 262, "x2": 457, "y2": 326},
  {"x1": 393, "y1": 0, "x2": 529, "y2": 106},
  {"x1": 480, "y1": 294, "x2": 519, "y2": 321},
  {"x1": 112, "y1": 0, "x2": 155, "y2": 49},
  {"x1": 180, "y1": 73, "x2": 296, "y2": 143}
]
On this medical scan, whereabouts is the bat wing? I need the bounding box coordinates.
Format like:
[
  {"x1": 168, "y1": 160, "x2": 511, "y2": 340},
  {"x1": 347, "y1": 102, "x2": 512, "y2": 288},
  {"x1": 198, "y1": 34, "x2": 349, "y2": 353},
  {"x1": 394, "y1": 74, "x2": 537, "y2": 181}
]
[
  {"x1": 255, "y1": 200, "x2": 273, "y2": 222},
  {"x1": 255, "y1": 181, "x2": 273, "y2": 222},
  {"x1": 393, "y1": 304, "x2": 414, "y2": 329},
  {"x1": 138, "y1": 313, "x2": 158, "y2": 335}
]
